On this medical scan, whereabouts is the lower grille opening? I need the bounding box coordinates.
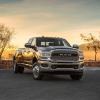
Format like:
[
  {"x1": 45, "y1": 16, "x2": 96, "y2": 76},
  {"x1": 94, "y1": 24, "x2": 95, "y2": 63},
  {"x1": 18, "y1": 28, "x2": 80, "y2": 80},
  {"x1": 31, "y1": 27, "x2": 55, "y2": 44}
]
[
  {"x1": 41, "y1": 63, "x2": 48, "y2": 67},
  {"x1": 51, "y1": 65, "x2": 79, "y2": 69}
]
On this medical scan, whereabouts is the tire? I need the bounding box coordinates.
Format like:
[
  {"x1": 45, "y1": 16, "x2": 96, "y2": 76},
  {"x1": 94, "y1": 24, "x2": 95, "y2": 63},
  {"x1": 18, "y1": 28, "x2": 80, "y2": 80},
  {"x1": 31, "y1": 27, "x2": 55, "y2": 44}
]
[
  {"x1": 70, "y1": 73, "x2": 83, "y2": 80},
  {"x1": 13, "y1": 60, "x2": 19, "y2": 73},
  {"x1": 32, "y1": 63, "x2": 43, "y2": 80},
  {"x1": 18, "y1": 67, "x2": 24, "y2": 73},
  {"x1": 13, "y1": 60, "x2": 24, "y2": 74}
]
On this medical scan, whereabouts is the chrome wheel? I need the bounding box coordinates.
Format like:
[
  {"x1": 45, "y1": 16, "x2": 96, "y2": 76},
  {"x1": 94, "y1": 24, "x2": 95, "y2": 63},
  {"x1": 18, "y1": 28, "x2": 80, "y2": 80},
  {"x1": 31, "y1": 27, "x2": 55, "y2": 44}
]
[{"x1": 33, "y1": 63, "x2": 42, "y2": 80}]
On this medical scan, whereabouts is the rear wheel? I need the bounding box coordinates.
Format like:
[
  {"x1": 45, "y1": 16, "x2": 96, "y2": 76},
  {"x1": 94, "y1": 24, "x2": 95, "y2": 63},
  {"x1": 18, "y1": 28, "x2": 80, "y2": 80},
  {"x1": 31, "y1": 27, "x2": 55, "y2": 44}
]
[
  {"x1": 13, "y1": 60, "x2": 24, "y2": 73},
  {"x1": 70, "y1": 73, "x2": 83, "y2": 80},
  {"x1": 18, "y1": 67, "x2": 24, "y2": 73},
  {"x1": 33, "y1": 63, "x2": 43, "y2": 80}
]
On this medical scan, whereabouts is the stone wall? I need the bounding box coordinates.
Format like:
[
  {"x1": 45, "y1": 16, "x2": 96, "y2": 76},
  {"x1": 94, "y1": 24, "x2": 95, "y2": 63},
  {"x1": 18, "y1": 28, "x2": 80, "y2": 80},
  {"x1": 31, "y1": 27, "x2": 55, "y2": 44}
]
[
  {"x1": 0, "y1": 60, "x2": 100, "y2": 69},
  {"x1": 0, "y1": 60, "x2": 13, "y2": 69},
  {"x1": 85, "y1": 61, "x2": 100, "y2": 67}
]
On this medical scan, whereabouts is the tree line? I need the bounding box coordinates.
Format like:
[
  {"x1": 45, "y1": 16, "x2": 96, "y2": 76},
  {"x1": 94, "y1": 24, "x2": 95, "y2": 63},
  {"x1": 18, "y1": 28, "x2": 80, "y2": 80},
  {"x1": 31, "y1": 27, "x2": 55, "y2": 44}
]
[
  {"x1": 0, "y1": 24, "x2": 100, "y2": 61},
  {"x1": 0, "y1": 24, "x2": 14, "y2": 60},
  {"x1": 80, "y1": 33, "x2": 100, "y2": 61}
]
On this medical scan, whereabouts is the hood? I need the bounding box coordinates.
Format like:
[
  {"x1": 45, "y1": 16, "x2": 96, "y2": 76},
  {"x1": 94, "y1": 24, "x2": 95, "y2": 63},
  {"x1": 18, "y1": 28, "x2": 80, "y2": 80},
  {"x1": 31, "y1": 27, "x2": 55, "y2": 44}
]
[{"x1": 37, "y1": 46, "x2": 78, "y2": 52}]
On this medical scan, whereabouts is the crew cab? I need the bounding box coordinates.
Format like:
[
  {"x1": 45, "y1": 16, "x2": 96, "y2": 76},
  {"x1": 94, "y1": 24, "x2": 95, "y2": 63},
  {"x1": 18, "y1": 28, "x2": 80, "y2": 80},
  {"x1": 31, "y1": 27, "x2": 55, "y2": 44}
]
[{"x1": 13, "y1": 37, "x2": 84, "y2": 80}]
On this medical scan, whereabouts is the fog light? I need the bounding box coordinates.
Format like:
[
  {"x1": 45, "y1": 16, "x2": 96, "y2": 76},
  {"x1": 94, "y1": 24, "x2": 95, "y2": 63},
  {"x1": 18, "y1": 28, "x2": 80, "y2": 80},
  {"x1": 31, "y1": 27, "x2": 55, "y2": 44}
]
[
  {"x1": 41, "y1": 64, "x2": 48, "y2": 67},
  {"x1": 74, "y1": 65, "x2": 78, "y2": 69},
  {"x1": 80, "y1": 63, "x2": 84, "y2": 68},
  {"x1": 51, "y1": 65, "x2": 56, "y2": 69}
]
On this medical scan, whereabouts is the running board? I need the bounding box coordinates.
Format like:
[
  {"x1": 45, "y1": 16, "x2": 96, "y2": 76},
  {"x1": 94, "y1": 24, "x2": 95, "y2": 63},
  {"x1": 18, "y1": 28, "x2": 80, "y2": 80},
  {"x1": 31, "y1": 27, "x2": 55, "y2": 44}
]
[{"x1": 17, "y1": 63, "x2": 33, "y2": 69}]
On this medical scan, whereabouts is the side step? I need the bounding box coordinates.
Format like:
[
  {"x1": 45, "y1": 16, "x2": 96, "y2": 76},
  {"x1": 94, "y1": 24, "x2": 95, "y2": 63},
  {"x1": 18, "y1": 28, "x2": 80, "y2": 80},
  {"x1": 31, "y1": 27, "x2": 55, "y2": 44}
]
[{"x1": 17, "y1": 63, "x2": 32, "y2": 69}]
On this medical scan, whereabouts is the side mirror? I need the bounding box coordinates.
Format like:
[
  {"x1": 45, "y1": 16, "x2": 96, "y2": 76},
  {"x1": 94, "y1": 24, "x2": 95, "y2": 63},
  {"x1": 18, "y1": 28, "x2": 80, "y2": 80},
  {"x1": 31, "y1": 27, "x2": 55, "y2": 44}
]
[
  {"x1": 32, "y1": 45, "x2": 37, "y2": 51},
  {"x1": 73, "y1": 44, "x2": 79, "y2": 49},
  {"x1": 25, "y1": 43, "x2": 37, "y2": 51},
  {"x1": 25, "y1": 43, "x2": 31, "y2": 48}
]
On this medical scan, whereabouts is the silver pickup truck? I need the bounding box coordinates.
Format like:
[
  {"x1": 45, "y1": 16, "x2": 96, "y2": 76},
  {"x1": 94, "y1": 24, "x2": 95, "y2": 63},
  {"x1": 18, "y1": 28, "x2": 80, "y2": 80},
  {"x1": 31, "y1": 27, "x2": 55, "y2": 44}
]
[{"x1": 13, "y1": 37, "x2": 84, "y2": 80}]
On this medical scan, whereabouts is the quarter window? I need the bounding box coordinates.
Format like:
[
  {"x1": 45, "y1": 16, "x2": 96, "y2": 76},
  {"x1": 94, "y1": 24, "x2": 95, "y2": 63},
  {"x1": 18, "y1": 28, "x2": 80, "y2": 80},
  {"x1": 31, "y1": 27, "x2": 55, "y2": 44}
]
[
  {"x1": 31, "y1": 38, "x2": 36, "y2": 46},
  {"x1": 28, "y1": 38, "x2": 33, "y2": 44}
]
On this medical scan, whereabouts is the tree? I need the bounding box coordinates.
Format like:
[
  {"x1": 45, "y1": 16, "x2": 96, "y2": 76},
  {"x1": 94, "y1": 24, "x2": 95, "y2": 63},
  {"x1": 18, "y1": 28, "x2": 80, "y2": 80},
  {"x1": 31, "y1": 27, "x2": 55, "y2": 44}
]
[
  {"x1": 80, "y1": 33, "x2": 100, "y2": 61},
  {"x1": 0, "y1": 24, "x2": 14, "y2": 60}
]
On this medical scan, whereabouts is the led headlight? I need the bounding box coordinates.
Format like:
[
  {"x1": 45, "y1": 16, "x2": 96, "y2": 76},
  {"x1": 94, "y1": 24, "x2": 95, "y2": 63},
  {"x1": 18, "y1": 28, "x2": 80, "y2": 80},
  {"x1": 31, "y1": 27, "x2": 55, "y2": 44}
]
[
  {"x1": 40, "y1": 52, "x2": 51, "y2": 58},
  {"x1": 78, "y1": 51, "x2": 84, "y2": 60}
]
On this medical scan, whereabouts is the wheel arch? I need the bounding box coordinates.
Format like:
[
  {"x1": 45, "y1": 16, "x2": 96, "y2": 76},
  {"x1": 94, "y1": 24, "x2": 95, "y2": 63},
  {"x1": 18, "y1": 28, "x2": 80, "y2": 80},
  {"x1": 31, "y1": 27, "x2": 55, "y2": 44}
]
[{"x1": 32, "y1": 56, "x2": 38, "y2": 65}]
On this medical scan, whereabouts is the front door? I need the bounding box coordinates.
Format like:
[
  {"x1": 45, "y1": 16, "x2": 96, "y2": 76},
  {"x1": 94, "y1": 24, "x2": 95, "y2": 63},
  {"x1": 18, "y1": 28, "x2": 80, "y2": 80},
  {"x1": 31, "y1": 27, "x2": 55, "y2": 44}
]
[{"x1": 23, "y1": 38, "x2": 36, "y2": 65}]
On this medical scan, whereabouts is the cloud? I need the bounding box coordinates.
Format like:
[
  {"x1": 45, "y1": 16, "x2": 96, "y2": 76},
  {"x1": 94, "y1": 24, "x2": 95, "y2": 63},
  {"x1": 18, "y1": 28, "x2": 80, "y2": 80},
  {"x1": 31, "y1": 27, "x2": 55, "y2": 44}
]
[
  {"x1": 0, "y1": 0, "x2": 100, "y2": 47},
  {"x1": 0, "y1": 0, "x2": 23, "y2": 4},
  {"x1": 0, "y1": 15, "x2": 25, "y2": 29}
]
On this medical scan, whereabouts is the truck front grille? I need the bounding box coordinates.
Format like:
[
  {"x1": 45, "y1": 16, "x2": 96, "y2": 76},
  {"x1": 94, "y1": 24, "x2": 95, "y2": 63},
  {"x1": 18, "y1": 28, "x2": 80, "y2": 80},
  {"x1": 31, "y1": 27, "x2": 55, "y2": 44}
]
[{"x1": 51, "y1": 50, "x2": 79, "y2": 62}]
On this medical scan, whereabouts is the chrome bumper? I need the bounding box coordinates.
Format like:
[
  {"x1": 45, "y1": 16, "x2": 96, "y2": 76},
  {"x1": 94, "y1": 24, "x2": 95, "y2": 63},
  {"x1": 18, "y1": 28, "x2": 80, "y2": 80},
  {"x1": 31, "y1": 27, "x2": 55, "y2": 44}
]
[{"x1": 38, "y1": 59, "x2": 84, "y2": 73}]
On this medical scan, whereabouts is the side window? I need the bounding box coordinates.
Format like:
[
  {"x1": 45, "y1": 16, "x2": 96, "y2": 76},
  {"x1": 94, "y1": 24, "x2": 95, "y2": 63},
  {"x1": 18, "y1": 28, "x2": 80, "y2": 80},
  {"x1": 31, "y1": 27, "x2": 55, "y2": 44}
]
[
  {"x1": 63, "y1": 39, "x2": 71, "y2": 47},
  {"x1": 31, "y1": 38, "x2": 36, "y2": 46},
  {"x1": 28, "y1": 38, "x2": 33, "y2": 44}
]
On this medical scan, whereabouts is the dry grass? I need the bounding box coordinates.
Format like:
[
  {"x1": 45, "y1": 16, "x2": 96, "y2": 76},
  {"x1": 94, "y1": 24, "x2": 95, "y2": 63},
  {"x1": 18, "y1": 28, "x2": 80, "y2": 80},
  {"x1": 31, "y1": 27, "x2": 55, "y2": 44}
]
[
  {"x1": 1, "y1": 49, "x2": 16, "y2": 60},
  {"x1": 1, "y1": 49, "x2": 100, "y2": 61},
  {"x1": 83, "y1": 50, "x2": 100, "y2": 61}
]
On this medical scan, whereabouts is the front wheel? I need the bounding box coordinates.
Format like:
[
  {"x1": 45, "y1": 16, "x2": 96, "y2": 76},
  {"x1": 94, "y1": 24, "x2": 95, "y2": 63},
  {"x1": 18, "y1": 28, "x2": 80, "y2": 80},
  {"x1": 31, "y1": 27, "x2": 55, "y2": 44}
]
[
  {"x1": 32, "y1": 63, "x2": 43, "y2": 80},
  {"x1": 70, "y1": 73, "x2": 83, "y2": 80}
]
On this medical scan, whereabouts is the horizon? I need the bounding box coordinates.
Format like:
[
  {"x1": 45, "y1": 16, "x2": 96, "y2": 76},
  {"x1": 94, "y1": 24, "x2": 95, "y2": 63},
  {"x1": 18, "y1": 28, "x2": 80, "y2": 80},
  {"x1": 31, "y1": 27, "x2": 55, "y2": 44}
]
[{"x1": 0, "y1": 0, "x2": 100, "y2": 47}]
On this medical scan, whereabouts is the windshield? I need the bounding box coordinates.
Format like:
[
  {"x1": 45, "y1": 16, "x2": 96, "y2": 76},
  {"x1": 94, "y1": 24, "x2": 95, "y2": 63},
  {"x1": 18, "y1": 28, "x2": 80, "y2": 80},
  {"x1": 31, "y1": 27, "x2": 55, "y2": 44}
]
[{"x1": 36, "y1": 38, "x2": 71, "y2": 47}]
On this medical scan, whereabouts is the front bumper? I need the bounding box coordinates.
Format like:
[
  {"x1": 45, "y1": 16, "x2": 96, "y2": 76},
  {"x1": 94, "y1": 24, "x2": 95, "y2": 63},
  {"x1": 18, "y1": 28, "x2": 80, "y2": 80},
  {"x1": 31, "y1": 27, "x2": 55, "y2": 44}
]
[{"x1": 38, "y1": 59, "x2": 84, "y2": 74}]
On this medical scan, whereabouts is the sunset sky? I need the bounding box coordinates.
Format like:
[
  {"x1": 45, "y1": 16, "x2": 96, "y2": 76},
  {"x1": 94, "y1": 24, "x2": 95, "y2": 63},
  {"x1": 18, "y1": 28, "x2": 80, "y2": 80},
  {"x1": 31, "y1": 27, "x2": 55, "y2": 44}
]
[{"x1": 0, "y1": 0, "x2": 100, "y2": 47}]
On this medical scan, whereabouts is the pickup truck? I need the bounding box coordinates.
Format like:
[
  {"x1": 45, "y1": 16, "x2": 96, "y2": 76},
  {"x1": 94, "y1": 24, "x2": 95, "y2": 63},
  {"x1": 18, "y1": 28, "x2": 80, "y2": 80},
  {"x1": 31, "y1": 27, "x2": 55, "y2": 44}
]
[{"x1": 13, "y1": 37, "x2": 84, "y2": 80}]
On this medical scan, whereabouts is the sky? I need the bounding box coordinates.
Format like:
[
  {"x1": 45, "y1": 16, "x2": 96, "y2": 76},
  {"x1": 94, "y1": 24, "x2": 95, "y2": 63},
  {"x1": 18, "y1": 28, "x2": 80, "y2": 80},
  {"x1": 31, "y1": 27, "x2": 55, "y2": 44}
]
[{"x1": 0, "y1": 0, "x2": 100, "y2": 47}]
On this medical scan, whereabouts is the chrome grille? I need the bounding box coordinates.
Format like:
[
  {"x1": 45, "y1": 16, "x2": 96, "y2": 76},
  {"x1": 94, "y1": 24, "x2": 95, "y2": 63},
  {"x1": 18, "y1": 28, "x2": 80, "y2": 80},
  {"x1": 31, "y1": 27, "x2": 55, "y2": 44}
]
[{"x1": 51, "y1": 50, "x2": 79, "y2": 61}]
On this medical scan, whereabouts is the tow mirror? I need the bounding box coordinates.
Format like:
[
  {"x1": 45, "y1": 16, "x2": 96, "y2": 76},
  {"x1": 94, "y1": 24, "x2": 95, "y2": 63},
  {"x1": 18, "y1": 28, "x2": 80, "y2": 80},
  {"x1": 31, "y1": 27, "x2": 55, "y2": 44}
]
[
  {"x1": 25, "y1": 43, "x2": 37, "y2": 51},
  {"x1": 73, "y1": 44, "x2": 79, "y2": 49},
  {"x1": 32, "y1": 46, "x2": 37, "y2": 51},
  {"x1": 25, "y1": 43, "x2": 31, "y2": 48}
]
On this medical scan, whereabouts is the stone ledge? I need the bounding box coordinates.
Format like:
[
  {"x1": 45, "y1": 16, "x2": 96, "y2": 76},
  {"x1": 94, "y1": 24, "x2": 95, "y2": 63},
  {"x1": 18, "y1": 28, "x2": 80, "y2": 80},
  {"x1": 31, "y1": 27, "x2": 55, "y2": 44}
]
[{"x1": 0, "y1": 60, "x2": 13, "y2": 69}]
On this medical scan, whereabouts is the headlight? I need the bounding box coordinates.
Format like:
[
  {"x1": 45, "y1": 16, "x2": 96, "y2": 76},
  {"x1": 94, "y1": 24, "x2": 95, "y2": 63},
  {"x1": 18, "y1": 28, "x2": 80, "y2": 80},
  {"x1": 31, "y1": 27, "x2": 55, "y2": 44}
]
[
  {"x1": 79, "y1": 51, "x2": 83, "y2": 56},
  {"x1": 40, "y1": 52, "x2": 51, "y2": 58},
  {"x1": 78, "y1": 51, "x2": 84, "y2": 60}
]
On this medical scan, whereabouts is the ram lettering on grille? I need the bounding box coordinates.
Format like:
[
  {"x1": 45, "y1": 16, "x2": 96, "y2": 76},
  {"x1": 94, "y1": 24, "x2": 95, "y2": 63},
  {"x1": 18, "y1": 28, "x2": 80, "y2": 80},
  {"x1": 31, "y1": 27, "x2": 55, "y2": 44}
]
[{"x1": 51, "y1": 50, "x2": 79, "y2": 61}]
